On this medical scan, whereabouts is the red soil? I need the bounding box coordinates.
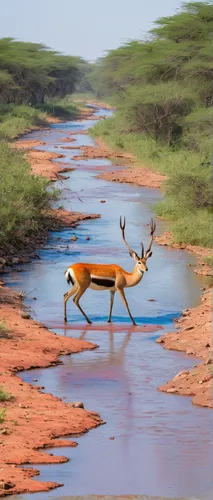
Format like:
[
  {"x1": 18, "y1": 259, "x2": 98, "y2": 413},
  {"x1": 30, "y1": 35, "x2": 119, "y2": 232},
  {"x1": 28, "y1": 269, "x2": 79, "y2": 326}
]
[
  {"x1": 157, "y1": 289, "x2": 212, "y2": 408},
  {"x1": 155, "y1": 232, "x2": 212, "y2": 276},
  {"x1": 0, "y1": 284, "x2": 103, "y2": 496},
  {"x1": 98, "y1": 167, "x2": 166, "y2": 190},
  {"x1": 72, "y1": 138, "x2": 134, "y2": 163},
  {"x1": 60, "y1": 136, "x2": 77, "y2": 142},
  {"x1": 0, "y1": 111, "x2": 102, "y2": 495},
  {"x1": 73, "y1": 98, "x2": 115, "y2": 111},
  {"x1": 71, "y1": 138, "x2": 166, "y2": 189},
  {"x1": 80, "y1": 134, "x2": 212, "y2": 409},
  {"x1": 1, "y1": 100, "x2": 212, "y2": 496}
]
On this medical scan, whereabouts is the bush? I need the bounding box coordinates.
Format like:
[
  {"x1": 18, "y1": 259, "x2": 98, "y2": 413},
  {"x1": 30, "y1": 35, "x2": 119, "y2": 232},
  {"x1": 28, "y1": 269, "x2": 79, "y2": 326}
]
[
  {"x1": 0, "y1": 388, "x2": 13, "y2": 402},
  {"x1": 90, "y1": 115, "x2": 213, "y2": 247},
  {"x1": 0, "y1": 142, "x2": 58, "y2": 251},
  {"x1": 37, "y1": 97, "x2": 79, "y2": 119},
  {"x1": 0, "y1": 104, "x2": 46, "y2": 140}
]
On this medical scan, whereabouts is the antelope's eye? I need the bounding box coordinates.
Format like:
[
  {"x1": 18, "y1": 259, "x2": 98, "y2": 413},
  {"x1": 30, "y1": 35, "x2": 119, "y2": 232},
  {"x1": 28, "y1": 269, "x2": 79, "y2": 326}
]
[{"x1": 138, "y1": 261, "x2": 141, "y2": 265}]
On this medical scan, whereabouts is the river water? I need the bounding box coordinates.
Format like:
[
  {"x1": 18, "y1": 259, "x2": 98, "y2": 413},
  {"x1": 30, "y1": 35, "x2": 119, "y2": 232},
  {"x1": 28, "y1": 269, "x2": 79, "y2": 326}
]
[{"x1": 7, "y1": 107, "x2": 213, "y2": 499}]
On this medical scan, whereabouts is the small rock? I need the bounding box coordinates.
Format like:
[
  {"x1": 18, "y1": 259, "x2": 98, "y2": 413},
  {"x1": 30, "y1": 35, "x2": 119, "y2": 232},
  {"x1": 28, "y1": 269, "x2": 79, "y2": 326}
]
[
  {"x1": 205, "y1": 343, "x2": 210, "y2": 348},
  {"x1": 1, "y1": 429, "x2": 10, "y2": 435},
  {"x1": 20, "y1": 312, "x2": 31, "y2": 320},
  {"x1": 182, "y1": 309, "x2": 190, "y2": 317},
  {"x1": 148, "y1": 298, "x2": 156, "y2": 302},
  {"x1": 18, "y1": 403, "x2": 29, "y2": 409},
  {"x1": 156, "y1": 338, "x2": 164, "y2": 344},
  {"x1": 0, "y1": 258, "x2": 6, "y2": 267},
  {"x1": 0, "y1": 481, "x2": 15, "y2": 490},
  {"x1": 167, "y1": 388, "x2": 177, "y2": 393},
  {"x1": 205, "y1": 358, "x2": 212, "y2": 365},
  {"x1": 110, "y1": 436, "x2": 115, "y2": 440},
  {"x1": 186, "y1": 350, "x2": 194, "y2": 355},
  {"x1": 85, "y1": 236, "x2": 90, "y2": 241},
  {"x1": 12, "y1": 257, "x2": 20, "y2": 264},
  {"x1": 69, "y1": 401, "x2": 84, "y2": 409},
  {"x1": 70, "y1": 235, "x2": 78, "y2": 242},
  {"x1": 173, "y1": 370, "x2": 189, "y2": 380},
  {"x1": 100, "y1": 200, "x2": 106, "y2": 203},
  {"x1": 33, "y1": 379, "x2": 38, "y2": 382}
]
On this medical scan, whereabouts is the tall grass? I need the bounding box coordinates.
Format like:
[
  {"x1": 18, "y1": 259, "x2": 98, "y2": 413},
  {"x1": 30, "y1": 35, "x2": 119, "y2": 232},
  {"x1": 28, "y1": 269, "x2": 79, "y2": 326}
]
[
  {"x1": 37, "y1": 97, "x2": 80, "y2": 119},
  {"x1": 0, "y1": 98, "x2": 80, "y2": 140},
  {"x1": 0, "y1": 142, "x2": 58, "y2": 253},
  {"x1": 90, "y1": 116, "x2": 213, "y2": 247},
  {"x1": 0, "y1": 104, "x2": 46, "y2": 140}
]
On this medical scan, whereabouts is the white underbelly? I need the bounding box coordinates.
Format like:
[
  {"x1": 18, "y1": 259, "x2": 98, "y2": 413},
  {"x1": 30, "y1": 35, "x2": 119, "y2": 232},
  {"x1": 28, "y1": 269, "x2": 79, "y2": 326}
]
[{"x1": 89, "y1": 282, "x2": 115, "y2": 291}]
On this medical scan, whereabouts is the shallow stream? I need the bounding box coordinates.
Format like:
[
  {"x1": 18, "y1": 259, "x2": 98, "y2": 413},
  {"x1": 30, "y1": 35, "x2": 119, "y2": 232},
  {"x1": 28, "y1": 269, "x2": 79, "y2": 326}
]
[{"x1": 8, "y1": 107, "x2": 213, "y2": 499}]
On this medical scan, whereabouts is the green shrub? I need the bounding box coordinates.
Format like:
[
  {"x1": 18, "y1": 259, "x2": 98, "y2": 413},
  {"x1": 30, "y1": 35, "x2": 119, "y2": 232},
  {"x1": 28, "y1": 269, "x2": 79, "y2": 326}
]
[
  {"x1": 0, "y1": 142, "x2": 58, "y2": 251},
  {"x1": 0, "y1": 388, "x2": 13, "y2": 402},
  {"x1": 0, "y1": 409, "x2": 6, "y2": 424},
  {"x1": 90, "y1": 115, "x2": 213, "y2": 247},
  {"x1": 0, "y1": 104, "x2": 46, "y2": 140},
  {"x1": 37, "y1": 97, "x2": 79, "y2": 119}
]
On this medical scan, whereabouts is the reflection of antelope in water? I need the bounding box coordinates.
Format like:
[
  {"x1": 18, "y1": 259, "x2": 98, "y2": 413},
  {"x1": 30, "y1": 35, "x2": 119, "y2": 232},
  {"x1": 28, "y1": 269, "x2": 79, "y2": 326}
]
[
  {"x1": 61, "y1": 327, "x2": 134, "y2": 443},
  {"x1": 64, "y1": 217, "x2": 156, "y2": 325}
]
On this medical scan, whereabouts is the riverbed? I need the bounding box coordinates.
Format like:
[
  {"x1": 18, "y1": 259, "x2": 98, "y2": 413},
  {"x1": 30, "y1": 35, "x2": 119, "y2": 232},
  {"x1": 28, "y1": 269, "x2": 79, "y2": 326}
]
[{"x1": 7, "y1": 106, "x2": 213, "y2": 499}]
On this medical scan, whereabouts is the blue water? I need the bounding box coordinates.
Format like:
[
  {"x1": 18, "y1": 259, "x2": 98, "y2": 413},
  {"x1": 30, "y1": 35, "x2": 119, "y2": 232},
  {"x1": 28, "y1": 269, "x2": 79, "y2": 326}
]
[{"x1": 7, "y1": 107, "x2": 213, "y2": 499}]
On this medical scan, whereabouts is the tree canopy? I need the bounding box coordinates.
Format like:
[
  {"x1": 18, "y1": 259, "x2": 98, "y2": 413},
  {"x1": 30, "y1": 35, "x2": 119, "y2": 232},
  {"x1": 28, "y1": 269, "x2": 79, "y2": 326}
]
[
  {"x1": 89, "y1": 1, "x2": 213, "y2": 246},
  {"x1": 0, "y1": 38, "x2": 88, "y2": 105},
  {"x1": 89, "y1": 1, "x2": 213, "y2": 153}
]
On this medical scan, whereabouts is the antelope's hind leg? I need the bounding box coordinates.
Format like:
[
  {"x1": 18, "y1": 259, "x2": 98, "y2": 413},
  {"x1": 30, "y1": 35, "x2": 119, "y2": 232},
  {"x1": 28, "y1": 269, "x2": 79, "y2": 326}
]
[
  {"x1": 73, "y1": 285, "x2": 92, "y2": 324},
  {"x1": 64, "y1": 285, "x2": 77, "y2": 322}
]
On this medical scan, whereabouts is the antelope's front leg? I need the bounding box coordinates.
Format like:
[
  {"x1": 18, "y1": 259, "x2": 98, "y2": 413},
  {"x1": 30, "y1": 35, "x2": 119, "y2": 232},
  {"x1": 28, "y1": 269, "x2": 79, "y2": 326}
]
[
  {"x1": 117, "y1": 287, "x2": 137, "y2": 326},
  {"x1": 108, "y1": 291, "x2": 115, "y2": 323}
]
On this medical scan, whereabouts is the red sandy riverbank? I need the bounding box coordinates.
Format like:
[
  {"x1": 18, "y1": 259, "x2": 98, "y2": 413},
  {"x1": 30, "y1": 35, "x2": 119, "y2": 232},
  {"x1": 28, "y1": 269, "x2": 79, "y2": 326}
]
[
  {"x1": 71, "y1": 137, "x2": 167, "y2": 189},
  {"x1": 0, "y1": 101, "x2": 212, "y2": 496},
  {"x1": 0, "y1": 282, "x2": 103, "y2": 496},
  {"x1": 75, "y1": 124, "x2": 212, "y2": 409},
  {"x1": 0, "y1": 108, "x2": 102, "y2": 495}
]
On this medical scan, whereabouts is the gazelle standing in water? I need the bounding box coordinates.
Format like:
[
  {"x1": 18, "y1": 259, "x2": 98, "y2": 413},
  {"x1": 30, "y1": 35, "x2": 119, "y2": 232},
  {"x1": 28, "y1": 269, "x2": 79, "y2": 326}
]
[{"x1": 64, "y1": 217, "x2": 156, "y2": 325}]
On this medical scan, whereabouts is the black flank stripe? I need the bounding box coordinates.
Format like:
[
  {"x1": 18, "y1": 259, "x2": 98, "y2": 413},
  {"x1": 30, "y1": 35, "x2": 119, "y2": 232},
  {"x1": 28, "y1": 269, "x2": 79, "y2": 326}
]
[
  {"x1": 91, "y1": 277, "x2": 115, "y2": 287},
  {"x1": 67, "y1": 273, "x2": 74, "y2": 286}
]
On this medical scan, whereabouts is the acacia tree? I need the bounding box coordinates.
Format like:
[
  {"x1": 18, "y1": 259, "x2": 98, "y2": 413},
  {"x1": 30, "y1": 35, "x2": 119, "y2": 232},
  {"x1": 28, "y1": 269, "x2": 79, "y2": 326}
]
[
  {"x1": 0, "y1": 38, "x2": 85, "y2": 105},
  {"x1": 89, "y1": 2, "x2": 213, "y2": 151}
]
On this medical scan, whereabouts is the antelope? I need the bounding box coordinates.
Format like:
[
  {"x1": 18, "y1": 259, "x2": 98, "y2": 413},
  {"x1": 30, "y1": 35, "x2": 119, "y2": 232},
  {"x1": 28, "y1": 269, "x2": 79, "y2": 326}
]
[{"x1": 64, "y1": 217, "x2": 156, "y2": 325}]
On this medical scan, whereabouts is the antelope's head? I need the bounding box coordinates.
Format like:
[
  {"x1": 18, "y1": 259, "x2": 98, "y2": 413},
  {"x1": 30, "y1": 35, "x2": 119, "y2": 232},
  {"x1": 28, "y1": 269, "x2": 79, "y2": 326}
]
[{"x1": 120, "y1": 216, "x2": 156, "y2": 273}]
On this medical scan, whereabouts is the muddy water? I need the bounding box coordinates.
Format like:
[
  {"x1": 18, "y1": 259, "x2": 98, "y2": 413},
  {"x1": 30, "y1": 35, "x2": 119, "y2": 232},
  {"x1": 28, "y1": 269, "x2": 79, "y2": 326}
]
[{"x1": 8, "y1": 107, "x2": 213, "y2": 499}]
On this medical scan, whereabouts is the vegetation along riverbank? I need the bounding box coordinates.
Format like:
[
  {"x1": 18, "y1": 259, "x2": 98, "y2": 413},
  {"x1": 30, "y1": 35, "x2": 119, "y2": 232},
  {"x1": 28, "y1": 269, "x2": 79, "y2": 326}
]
[
  {"x1": 0, "y1": 2, "x2": 212, "y2": 495},
  {"x1": 74, "y1": 2, "x2": 213, "y2": 407},
  {"x1": 0, "y1": 40, "x2": 103, "y2": 495},
  {"x1": 87, "y1": 2, "x2": 213, "y2": 250},
  {"x1": 0, "y1": 37, "x2": 96, "y2": 263}
]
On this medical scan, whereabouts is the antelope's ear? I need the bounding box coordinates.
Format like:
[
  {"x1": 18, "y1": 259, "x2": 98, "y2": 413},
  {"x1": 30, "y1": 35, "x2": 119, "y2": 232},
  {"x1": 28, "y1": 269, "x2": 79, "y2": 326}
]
[
  {"x1": 129, "y1": 250, "x2": 139, "y2": 261},
  {"x1": 146, "y1": 250, "x2": 153, "y2": 259}
]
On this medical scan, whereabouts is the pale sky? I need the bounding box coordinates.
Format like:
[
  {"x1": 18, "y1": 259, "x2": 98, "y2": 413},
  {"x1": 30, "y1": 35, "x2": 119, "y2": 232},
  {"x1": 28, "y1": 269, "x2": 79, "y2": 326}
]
[{"x1": 0, "y1": 0, "x2": 188, "y2": 60}]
